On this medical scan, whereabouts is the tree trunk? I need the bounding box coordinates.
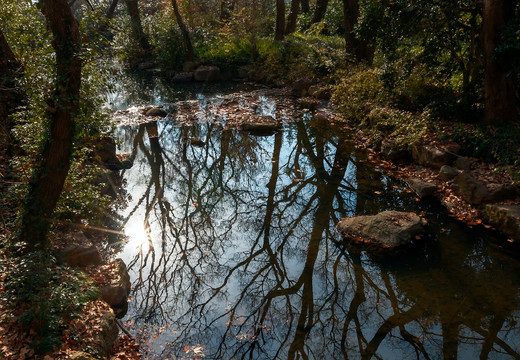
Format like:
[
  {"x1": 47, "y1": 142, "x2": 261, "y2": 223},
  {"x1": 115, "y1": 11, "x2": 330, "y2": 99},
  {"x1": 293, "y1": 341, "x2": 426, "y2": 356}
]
[
  {"x1": 343, "y1": 0, "x2": 373, "y2": 63},
  {"x1": 125, "y1": 0, "x2": 152, "y2": 54},
  {"x1": 106, "y1": 0, "x2": 119, "y2": 19},
  {"x1": 18, "y1": 0, "x2": 82, "y2": 251},
  {"x1": 275, "y1": 0, "x2": 285, "y2": 41},
  {"x1": 0, "y1": 29, "x2": 24, "y2": 132},
  {"x1": 483, "y1": 0, "x2": 518, "y2": 123},
  {"x1": 301, "y1": 0, "x2": 309, "y2": 13},
  {"x1": 286, "y1": 0, "x2": 300, "y2": 34},
  {"x1": 311, "y1": 0, "x2": 329, "y2": 24},
  {"x1": 171, "y1": 0, "x2": 194, "y2": 61}
]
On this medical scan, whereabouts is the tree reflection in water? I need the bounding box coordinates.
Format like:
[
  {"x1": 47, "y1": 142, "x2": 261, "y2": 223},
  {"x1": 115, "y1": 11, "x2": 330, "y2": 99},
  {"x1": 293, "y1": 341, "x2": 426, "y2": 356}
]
[{"x1": 114, "y1": 97, "x2": 520, "y2": 360}]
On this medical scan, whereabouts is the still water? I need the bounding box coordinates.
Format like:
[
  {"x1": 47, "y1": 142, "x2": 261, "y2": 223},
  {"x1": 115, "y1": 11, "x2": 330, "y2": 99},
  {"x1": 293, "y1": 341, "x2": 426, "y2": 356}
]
[{"x1": 111, "y1": 74, "x2": 520, "y2": 360}]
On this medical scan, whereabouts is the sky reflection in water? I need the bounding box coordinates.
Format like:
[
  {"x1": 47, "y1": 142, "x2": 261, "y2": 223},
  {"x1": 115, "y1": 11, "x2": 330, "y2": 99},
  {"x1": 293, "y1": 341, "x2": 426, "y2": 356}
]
[{"x1": 114, "y1": 89, "x2": 520, "y2": 360}]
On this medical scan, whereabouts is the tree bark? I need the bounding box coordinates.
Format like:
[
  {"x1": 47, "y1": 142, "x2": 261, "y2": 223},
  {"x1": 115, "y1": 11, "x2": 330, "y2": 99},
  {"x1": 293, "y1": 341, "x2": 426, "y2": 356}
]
[
  {"x1": 311, "y1": 0, "x2": 329, "y2": 24},
  {"x1": 301, "y1": 0, "x2": 309, "y2": 13},
  {"x1": 343, "y1": 0, "x2": 373, "y2": 63},
  {"x1": 286, "y1": 0, "x2": 300, "y2": 34},
  {"x1": 125, "y1": 0, "x2": 152, "y2": 54},
  {"x1": 106, "y1": 0, "x2": 120, "y2": 19},
  {"x1": 275, "y1": 0, "x2": 285, "y2": 41},
  {"x1": 0, "y1": 29, "x2": 24, "y2": 132},
  {"x1": 171, "y1": 0, "x2": 194, "y2": 61},
  {"x1": 483, "y1": 0, "x2": 518, "y2": 123},
  {"x1": 18, "y1": 0, "x2": 82, "y2": 251}
]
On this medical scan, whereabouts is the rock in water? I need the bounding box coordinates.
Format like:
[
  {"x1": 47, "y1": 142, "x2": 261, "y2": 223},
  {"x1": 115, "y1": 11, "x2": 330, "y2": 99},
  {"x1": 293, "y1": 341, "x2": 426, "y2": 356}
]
[
  {"x1": 145, "y1": 107, "x2": 168, "y2": 117},
  {"x1": 101, "y1": 258, "x2": 131, "y2": 318},
  {"x1": 406, "y1": 178, "x2": 437, "y2": 199},
  {"x1": 483, "y1": 204, "x2": 520, "y2": 241},
  {"x1": 453, "y1": 172, "x2": 490, "y2": 205},
  {"x1": 336, "y1": 211, "x2": 426, "y2": 249}
]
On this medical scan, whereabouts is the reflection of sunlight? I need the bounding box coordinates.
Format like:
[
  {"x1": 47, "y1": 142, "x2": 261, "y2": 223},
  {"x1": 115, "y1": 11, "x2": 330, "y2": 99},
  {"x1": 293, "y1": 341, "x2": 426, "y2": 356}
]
[{"x1": 125, "y1": 221, "x2": 151, "y2": 251}]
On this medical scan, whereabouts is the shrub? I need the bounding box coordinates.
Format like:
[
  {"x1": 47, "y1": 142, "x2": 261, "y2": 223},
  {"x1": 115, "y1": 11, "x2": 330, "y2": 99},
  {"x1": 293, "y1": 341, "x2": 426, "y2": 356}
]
[{"x1": 332, "y1": 66, "x2": 386, "y2": 122}]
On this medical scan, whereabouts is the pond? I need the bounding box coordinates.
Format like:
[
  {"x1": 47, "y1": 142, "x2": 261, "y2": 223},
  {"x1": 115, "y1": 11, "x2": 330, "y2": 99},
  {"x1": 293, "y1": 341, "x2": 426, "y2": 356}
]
[{"x1": 111, "y1": 73, "x2": 520, "y2": 360}]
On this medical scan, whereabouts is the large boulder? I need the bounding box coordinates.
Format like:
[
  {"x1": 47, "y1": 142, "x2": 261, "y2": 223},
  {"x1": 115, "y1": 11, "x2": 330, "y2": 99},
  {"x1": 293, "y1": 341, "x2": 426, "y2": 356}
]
[
  {"x1": 240, "y1": 116, "x2": 282, "y2": 135},
  {"x1": 406, "y1": 178, "x2": 437, "y2": 199},
  {"x1": 308, "y1": 84, "x2": 331, "y2": 99},
  {"x1": 336, "y1": 211, "x2": 426, "y2": 249},
  {"x1": 296, "y1": 97, "x2": 321, "y2": 111},
  {"x1": 90, "y1": 310, "x2": 119, "y2": 358},
  {"x1": 145, "y1": 107, "x2": 168, "y2": 117},
  {"x1": 101, "y1": 259, "x2": 131, "y2": 319},
  {"x1": 92, "y1": 136, "x2": 126, "y2": 171},
  {"x1": 381, "y1": 139, "x2": 408, "y2": 161},
  {"x1": 412, "y1": 144, "x2": 457, "y2": 169},
  {"x1": 194, "y1": 65, "x2": 221, "y2": 81},
  {"x1": 292, "y1": 78, "x2": 314, "y2": 97},
  {"x1": 171, "y1": 72, "x2": 194, "y2": 82},
  {"x1": 58, "y1": 232, "x2": 102, "y2": 267},
  {"x1": 439, "y1": 165, "x2": 458, "y2": 181},
  {"x1": 489, "y1": 184, "x2": 517, "y2": 203},
  {"x1": 483, "y1": 204, "x2": 520, "y2": 241},
  {"x1": 453, "y1": 172, "x2": 490, "y2": 205}
]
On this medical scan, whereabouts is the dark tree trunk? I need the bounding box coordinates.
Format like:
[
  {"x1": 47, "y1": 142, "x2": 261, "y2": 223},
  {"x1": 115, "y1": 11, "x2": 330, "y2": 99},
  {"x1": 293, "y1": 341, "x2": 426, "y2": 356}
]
[
  {"x1": 125, "y1": 0, "x2": 152, "y2": 54},
  {"x1": 0, "y1": 29, "x2": 24, "y2": 132},
  {"x1": 18, "y1": 0, "x2": 82, "y2": 251},
  {"x1": 301, "y1": 0, "x2": 309, "y2": 13},
  {"x1": 483, "y1": 0, "x2": 518, "y2": 123},
  {"x1": 343, "y1": 0, "x2": 373, "y2": 63},
  {"x1": 220, "y1": 0, "x2": 230, "y2": 21},
  {"x1": 106, "y1": 0, "x2": 119, "y2": 19},
  {"x1": 99, "y1": 0, "x2": 120, "y2": 33},
  {"x1": 171, "y1": 0, "x2": 194, "y2": 61},
  {"x1": 311, "y1": 0, "x2": 329, "y2": 24},
  {"x1": 275, "y1": 0, "x2": 285, "y2": 41},
  {"x1": 286, "y1": 0, "x2": 301, "y2": 34}
]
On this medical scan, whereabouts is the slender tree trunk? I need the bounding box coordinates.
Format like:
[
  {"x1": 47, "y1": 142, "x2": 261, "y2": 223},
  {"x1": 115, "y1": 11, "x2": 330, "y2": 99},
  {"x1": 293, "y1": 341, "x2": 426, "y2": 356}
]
[
  {"x1": 125, "y1": 0, "x2": 152, "y2": 54},
  {"x1": 275, "y1": 0, "x2": 285, "y2": 41},
  {"x1": 343, "y1": 0, "x2": 373, "y2": 63},
  {"x1": 18, "y1": 0, "x2": 82, "y2": 251},
  {"x1": 483, "y1": 0, "x2": 518, "y2": 123},
  {"x1": 301, "y1": 0, "x2": 309, "y2": 13},
  {"x1": 171, "y1": 0, "x2": 194, "y2": 61},
  {"x1": 286, "y1": 0, "x2": 301, "y2": 34},
  {"x1": 0, "y1": 29, "x2": 24, "y2": 132},
  {"x1": 106, "y1": 0, "x2": 119, "y2": 19},
  {"x1": 311, "y1": 0, "x2": 329, "y2": 24}
]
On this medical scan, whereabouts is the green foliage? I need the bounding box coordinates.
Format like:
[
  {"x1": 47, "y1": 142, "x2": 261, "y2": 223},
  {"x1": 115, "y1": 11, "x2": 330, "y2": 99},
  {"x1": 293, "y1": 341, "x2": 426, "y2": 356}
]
[
  {"x1": 3, "y1": 252, "x2": 99, "y2": 354},
  {"x1": 365, "y1": 107, "x2": 431, "y2": 149},
  {"x1": 452, "y1": 125, "x2": 520, "y2": 165},
  {"x1": 332, "y1": 66, "x2": 386, "y2": 122}
]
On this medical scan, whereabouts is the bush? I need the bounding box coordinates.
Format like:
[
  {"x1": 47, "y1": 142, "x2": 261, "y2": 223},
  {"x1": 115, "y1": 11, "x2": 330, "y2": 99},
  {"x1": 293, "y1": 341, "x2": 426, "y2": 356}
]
[
  {"x1": 332, "y1": 66, "x2": 386, "y2": 122},
  {"x1": 3, "y1": 252, "x2": 99, "y2": 354},
  {"x1": 365, "y1": 106, "x2": 430, "y2": 149},
  {"x1": 452, "y1": 125, "x2": 520, "y2": 165}
]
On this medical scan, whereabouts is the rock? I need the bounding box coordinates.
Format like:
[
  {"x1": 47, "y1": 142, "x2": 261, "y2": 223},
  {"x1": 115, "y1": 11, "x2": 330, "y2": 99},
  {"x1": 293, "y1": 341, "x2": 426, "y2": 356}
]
[
  {"x1": 296, "y1": 97, "x2": 321, "y2": 111},
  {"x1": 336, "y1": 211, "x2": 426, "y2": 249},
  {"x1": 59, "y1": 243, "x2": 102, "y2": 267},
  {"x1": 93, "y1": 136, "x2": 117, "y2": 164},
  {"x1": 308, "y1": 85, "x2": 331, "y2": 99},
  {"x1": 101, "y1": 259, "x2": 131, "y2": 318},
  {"x1": 171, "y1": 72, "x2": 194, "y2": 82},
  {"x1": 69, "y1": 351, "x2": 96, "y2": 360},
  {"x1": 144, "y1": 68, "x2": 164, "y2": 75},
  {"x1": 406, "y1": 178, "x2": 437, "y2": 199},
  {"x1": 489, "y1": 184, "x2": 517, "y2": 203},
  {"x1": 189, "y1": 137, "x2": 205, "y2": 147},
  {"x1": 444, "y1": 143, "x2": 462, "y2": 155},
  {"x1": 439, "y1": 165, "x2": 459, "y2": 181},
  {"x1": 90, "y1": 310, "x2": 119, "y2": 358},
  {"x1": 412, "y1": 144, "x2": 457, "y2": 168},
  {"x1": 313, "y1": 112, "x2": 329, "y2": 122},
  {"x1": 454, "y1": 172, "x2": 490, "y2": 205},
  {"x1": 194, "y1": 65, "x2": 221, "y2": 81},
  {"x1": 145, "y1": 107, "x2": 168, "y2": 117},
  {"x1": 381, "y1": 139, "x2": 408, "y2": 161},
  {"x1": 483, "y1": 204, "x2": 520, "y2": 241},
  {"x1": 292, "y1": 78, "x2": 314, "y2": 97},
  {"x1": 137, "y1": 61, "x2": 156, "y2": 70},
  {"x1": 455, "y1": 156, "x2": 471, "y2": 170},
  {"x1": 117, "y1": 153, "x2": 135, "y2": 170},
  {"x1": 241, "y1": 118, "x2": 282, "y2": 135},
  {"x1": 182, "y1": 61, "x2": 198, "y2": 73}
]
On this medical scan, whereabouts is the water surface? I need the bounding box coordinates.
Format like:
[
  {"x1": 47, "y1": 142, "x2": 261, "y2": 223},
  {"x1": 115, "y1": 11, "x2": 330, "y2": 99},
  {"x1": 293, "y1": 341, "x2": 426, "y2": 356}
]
[{"x1": 112, "y1": 77, "x2": 520, "y2": 360}]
